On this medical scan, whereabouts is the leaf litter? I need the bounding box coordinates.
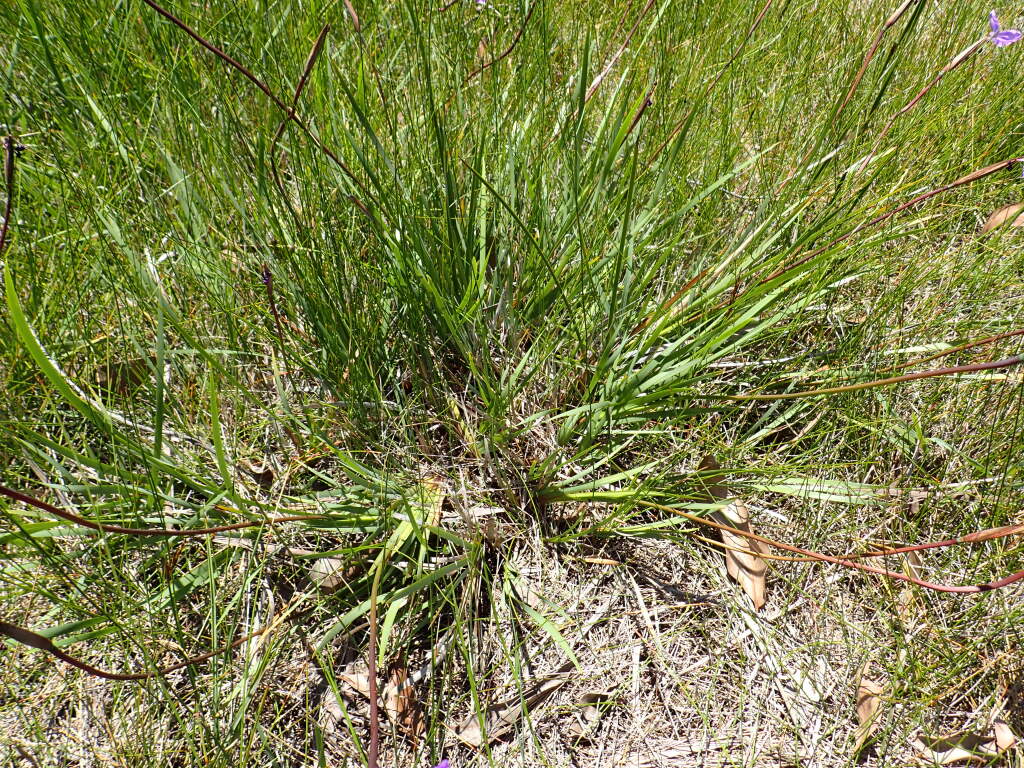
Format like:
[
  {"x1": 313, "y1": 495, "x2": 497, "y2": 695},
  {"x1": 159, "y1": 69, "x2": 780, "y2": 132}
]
[
  {"x1": 700, "y1": 454, "x2": 769, "y2": 610},
  {"x1": 853, "y1": 663, "x2": 885, "y2": 757}
]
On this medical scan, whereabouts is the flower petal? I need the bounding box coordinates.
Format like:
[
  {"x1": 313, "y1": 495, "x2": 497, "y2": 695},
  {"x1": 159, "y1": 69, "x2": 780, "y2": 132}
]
[
  {"x1": 991, "y1": 10, "x2": 1001, "y2": 34},
  {"x1": 992, "y1": 28, "x2": 1022, "y2": 46}
]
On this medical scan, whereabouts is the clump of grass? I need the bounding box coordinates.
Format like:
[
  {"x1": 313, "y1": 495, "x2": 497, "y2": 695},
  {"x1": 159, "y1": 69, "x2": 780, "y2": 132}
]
[{"x1": 1, "y1": 0, "x2": 1023, "y2": 766}]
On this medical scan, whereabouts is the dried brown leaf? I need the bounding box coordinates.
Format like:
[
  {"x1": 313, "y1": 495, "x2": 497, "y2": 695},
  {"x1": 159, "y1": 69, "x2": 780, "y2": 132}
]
[
  {"x1": 853, "y1": 666, "x2": 884, "y2": 756},
  {"x1": 567, "y1": 690, "x2": 614, "y2": 739},
  {"x1": 455, "y1": 664, "x2": 573, "y2": 747},
  {"x1": 699, "y1": 456, "x2": 768, "y2": 609},
  {"x1": 993, "y1": 721, "x2": 1017, "y2": 752},
  {"x1": 384, "y1": 666, "x2": 425, "y2": 739},
  {"x1": 716, "y1": 501, "x2": 769, "y2": 610},
  {"x1": 239, "y1": 458, "x2": 275, "y2": 488},
  {"x1": 913, "y1": 725, "x2": 1016, "y2": 764},
  {"x1": 338, "y1": 659, "x2": 372, "y2": 699},
  {"x1": 697, "y1": 454, "x2": 729, "y2": 501},
  {"x1": 981, "y1": 202, "x2": 1024, "y2": 234},
  {"x1": 309, "y1": 557, "x2": 348, "y2": 593}
]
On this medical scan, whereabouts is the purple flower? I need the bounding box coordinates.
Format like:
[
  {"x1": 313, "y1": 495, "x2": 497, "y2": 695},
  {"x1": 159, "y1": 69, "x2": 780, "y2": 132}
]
[
  {"x1": 989, "y1": 10, "x2": 1022, "y2": 47},
  {"x1": 432, "y1": 761, "x2": 450, "y2": 768}
]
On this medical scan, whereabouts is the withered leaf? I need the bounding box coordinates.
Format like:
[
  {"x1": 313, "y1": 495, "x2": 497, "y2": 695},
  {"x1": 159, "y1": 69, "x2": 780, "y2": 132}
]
[
  {"x1": 338, "y1": 659, "x2": 372, "y2": 699},
  {"x1": 981, "y1": 202, "x2": 1024, "y2": 234},
  {"x1": 385, "y1": 665, "x2": 425, "y2": 739},
  {"x1": 715, "y1": 501, "x2": 769, "y2": 611},
  {"x1": 309, "y1": 557, "x2": 348, "y2": 593},
  {"x1": 898, "y1": 550, "x2": 924, "y2": 622},
  {"x1": 993, "y1": 721, "x2": 1017, "y2": 752},
  {"x1": 913, "y1": 723, "x2": 1018, "y2": 764},
  {"x1": 697, "y1": 455, "x2": 729, "y2": 501},
  {"x1": 853, "y1": 665, "x2": 884, "y2": 756},
  {"x1": 455, "y1": 663, "x2": 573, "y2": 747},
  {"x1": 568, "y1": 690, "x2": 616, "y2": 738}
]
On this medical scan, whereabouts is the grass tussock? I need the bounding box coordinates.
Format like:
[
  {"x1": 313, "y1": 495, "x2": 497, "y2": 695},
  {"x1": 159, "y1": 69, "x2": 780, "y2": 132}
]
[{"x1": 1, "y1": 0, "x2": 1023, "y2": 766}]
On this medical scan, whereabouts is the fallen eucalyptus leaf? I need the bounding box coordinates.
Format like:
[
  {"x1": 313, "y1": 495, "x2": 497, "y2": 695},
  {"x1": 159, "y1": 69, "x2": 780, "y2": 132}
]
[
  {"x1": 853, "y1": 665, "x2": 884, "y2": 756},
  {"x1": 715, "y1": 500, "x2": 769, "y2": 610},
  {"x1": 993, "y1": 721, "x2": 1017, "y2": 752},
  {"x1": 338, "y1": 659, "x2": 372, "y2": 699},
  {"x1": 913, "y1": 723, "x2": 1017, "y2": 764},
  {"x1": 981, "y1": 202, "x2": 1024, "y2": 234},
  {"x1": 568, "y1": 690, "x2": 616, "y2": 738},
  {"x1": 699, "y1": 456, "x2": 769, "y2": 610},
  {"x1": 455, "y1": 663, "x2": 574, "y2": 747},
  {"x1": 385, "y1": 665, "x2": 425, "y2": 739}
]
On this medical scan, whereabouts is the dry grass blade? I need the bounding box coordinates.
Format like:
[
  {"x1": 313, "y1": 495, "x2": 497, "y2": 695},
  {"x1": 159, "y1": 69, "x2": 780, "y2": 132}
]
[
  {"x1": 853, "y1": 664, "x2": 884, "y2": 757},
  {"x1": 981, "y1": 202, "x2": 1024, "y2": 234},
  {"x1": 714, "y1": 501, "x2": 769, "y2": 610}
]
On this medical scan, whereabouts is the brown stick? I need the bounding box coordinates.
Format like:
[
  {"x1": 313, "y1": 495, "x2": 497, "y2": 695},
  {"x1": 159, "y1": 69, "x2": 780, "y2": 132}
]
[
  {"x1": 138, "y1": 0, "x2": 370, "y2": 205},
  {"x1": 637, "y1": 500, "x2": 1024, "y2": 594},
  {"x1": 857, "y1": 37, "x2": 986, "y2": 174},
  {"x1": 726, "y1": 353, "x2": 1023, "y2": 401},
  {"x1": 876, "y1": 329, "x2": 1024, "y2": 375},
  {"x1": 774, "y1": 0, "x2": 921, "y2": 196},
  {"x1": 270, "y1": 24, "x2": 331, "y2": 227},
  {"x1": 0, "y1": 605, "x2": 313, "y2": 681},
  {"x1": 837, "y1": 0, "x2": 920, "y2": 122},
  {"x1": 585, "y1": 0, "x2": 657, "y2": 102},
  {"x1": 698, "y1": 521, "x2": 1024, "y2": 564},
  {"x1": 758, "y1": 155, "x2": 1024, "y2": 287},
  {"x1": 646, "y1": 0, "x2": 775, "y2": 167},
  {"x1": 464, "y1": 2, "x2": 537, "y2": 84}
]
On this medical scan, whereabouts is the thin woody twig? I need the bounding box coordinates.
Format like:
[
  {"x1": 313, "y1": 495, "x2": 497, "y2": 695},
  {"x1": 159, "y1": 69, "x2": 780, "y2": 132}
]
[
  {"x1": 838, "y1": 0, "x2": 921, "y2": 122},
  {"x1": 646, "y1": 0, "x2": 775, "y2": 167},
  {"x1": 857, "y1": 37, "x2": 987, "y2": 174},
  {"x1": 635, "y1": 499, "x2": 1024, "y2": 594},
  {"x1": 726, "y1": 353, "x2": 1024, "y2": 401},
  {"x1": 270, "y1": 24, "x2": 331, "y2": 227},
  {"x1": 758, "y1": 155, "x2": 1023, "y2": 286},
  {"x1": 138, "y1": 0, "x2": 370, "y2": 207},
  {"x1": 0, "y1": 603, "x2": 314, "y2": 681},
  {"x1": 464, "y1": 2, "x2": 537, "y2": 84},
  {"x1": 585, "y1": 0, "x2": 656, "y2": 102},
  {"x1": 0, "y1": 484, "x2": 326, "y2": 537}
]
